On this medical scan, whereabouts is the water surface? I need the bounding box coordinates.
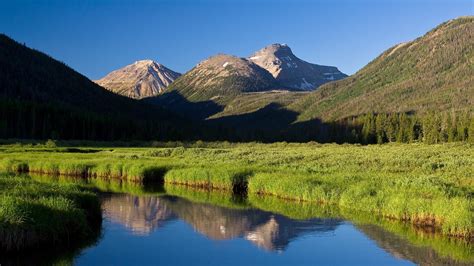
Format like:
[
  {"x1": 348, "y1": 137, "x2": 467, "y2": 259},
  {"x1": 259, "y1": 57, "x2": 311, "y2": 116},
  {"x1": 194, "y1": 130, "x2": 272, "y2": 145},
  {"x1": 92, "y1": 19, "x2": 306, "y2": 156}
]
[{"x1": 68, "y1": 193, "x2": 469, "y2": 266}]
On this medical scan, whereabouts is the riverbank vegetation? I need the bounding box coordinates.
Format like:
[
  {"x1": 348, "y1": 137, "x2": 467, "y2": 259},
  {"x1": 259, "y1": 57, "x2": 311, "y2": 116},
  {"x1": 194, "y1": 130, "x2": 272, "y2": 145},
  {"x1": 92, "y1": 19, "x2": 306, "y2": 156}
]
[
  {"x1": 0, "y1": 141, "x2": 472, "y2": 239},
  {"x1": 0, "y1": 173, "x2": 101, "y2": 252}
]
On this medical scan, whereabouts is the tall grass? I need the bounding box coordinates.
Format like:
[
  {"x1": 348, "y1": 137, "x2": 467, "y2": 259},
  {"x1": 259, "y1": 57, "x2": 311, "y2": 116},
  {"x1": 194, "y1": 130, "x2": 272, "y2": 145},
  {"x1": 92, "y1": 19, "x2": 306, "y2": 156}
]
[
  {"x1": 164, "y1": 166, "x2": 251, "y2": 191},
  {"x1": 0, "y1": 173, "x2": 101, "y2": 252}
]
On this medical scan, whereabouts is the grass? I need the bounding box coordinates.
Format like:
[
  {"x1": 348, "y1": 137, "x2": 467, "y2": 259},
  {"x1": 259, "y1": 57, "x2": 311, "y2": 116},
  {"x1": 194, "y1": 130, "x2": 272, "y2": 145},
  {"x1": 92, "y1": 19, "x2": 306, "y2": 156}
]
[
  {"x1": 0, "y1": 173, "x2": 101, "y2": 252},
  {"x1": 0, "y1": 141, "x2": 472, "y2": 239},
  {"x1": 164, "y1": 166, "x2": 251, "y2": 192}
]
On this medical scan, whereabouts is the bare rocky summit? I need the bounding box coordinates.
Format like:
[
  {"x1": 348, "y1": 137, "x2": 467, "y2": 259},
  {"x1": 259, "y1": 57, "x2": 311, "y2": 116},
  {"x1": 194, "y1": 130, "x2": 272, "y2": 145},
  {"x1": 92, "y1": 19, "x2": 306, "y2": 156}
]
[
  {"x1": 96, "y1": 60, "x2": 180, "y2": 99},
  {"x1": 249, "y1": 44, "x2": 347, "y2": 90}
]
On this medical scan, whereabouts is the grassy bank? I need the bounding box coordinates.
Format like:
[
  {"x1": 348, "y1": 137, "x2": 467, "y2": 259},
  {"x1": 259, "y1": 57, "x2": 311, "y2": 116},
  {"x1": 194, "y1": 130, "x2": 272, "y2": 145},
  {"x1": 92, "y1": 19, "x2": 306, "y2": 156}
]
[
  {"x1": 0, "y1": 173, "x2": 101, "y2": 252},
  {"x1": 0, "y1": 141, "x2": 472, "y2": 238}
]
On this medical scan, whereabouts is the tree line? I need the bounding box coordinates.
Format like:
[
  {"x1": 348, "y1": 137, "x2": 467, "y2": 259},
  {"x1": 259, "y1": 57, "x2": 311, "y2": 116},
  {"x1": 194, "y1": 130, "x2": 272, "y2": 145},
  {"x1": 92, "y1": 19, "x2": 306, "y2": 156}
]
[
  {"x1": 342, "y1": 111, "x2": 474, "y2": 144},
  {"x1": 1, "y1": 97, "x2": 473, "y2": 144},
  {"x1": 0, "y1": 99, "x2": 185, "y2": 141}
]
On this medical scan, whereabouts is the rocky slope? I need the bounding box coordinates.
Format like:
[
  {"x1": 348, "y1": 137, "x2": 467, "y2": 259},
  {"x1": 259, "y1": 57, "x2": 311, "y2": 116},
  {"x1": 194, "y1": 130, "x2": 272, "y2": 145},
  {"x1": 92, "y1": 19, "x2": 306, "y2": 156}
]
[
  {"x1": 96, "y1": 60, "x2": 180, "y2": 99},
  {"x1": 292, "y1": 17, "x2": 474, "y2": 121},
  {"x1": 249, "y1": 43, "x2": 347, "y2": 90},
  {"x1": 164, "y1": 54, "x2": 277, "y2": 103}
]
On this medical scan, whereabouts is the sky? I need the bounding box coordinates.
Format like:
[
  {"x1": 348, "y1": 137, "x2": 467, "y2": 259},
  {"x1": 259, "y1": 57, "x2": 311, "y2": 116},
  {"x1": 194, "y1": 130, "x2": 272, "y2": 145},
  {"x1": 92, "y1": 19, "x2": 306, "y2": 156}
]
[{"x1": 0, "y1": 0, "x2": 472, "y2": 79}]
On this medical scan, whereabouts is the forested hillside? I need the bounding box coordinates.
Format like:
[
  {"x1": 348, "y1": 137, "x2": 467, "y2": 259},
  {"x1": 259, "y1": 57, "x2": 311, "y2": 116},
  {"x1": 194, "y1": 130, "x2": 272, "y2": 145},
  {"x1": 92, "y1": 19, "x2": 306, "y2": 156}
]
[
  {"x1": 292, "y1": 17, "x2": 474, "y2": 121},
  {"x1": 0, "y1": 34, "x2": 191, "y2": 140}
]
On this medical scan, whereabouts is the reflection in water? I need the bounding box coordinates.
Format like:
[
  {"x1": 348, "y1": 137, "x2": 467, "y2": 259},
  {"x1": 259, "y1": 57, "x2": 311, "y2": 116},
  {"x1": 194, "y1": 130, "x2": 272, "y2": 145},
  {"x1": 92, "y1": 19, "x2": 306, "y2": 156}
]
[
  {"x1": 356, "y1": 224, "x2": 473, "y2": 266},
  {"x1": 101, "y1": 193, "x2": 175, "y2": 235},
  {"x1": 99, "y1": 193, "x2": 473, "y2": 265},
  {"x1": 21, "y1": 175, "x2": 472, "y2": 265},
  {"x1": 244, "y1": 216, "x2": 338, "y2": 251},
  {"x1": 101, "y1": 194, "x2": 341, "y2": 251}
]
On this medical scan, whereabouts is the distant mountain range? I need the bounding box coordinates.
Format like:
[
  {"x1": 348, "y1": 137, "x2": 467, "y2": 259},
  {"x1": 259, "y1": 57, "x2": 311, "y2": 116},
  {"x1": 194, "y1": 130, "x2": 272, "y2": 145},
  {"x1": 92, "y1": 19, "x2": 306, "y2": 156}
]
[
  {"x1": 96, "y1": 44, "x2": 346, "y2": 100},
  {"x1": 1, "y1": 16, "x2": 472, "y2": 142}
]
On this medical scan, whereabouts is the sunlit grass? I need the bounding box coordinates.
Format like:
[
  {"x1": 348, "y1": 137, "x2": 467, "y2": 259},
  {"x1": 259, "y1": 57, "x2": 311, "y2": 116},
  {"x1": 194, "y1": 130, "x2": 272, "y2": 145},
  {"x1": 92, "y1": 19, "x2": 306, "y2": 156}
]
[{"x1": 0, "y1": 142, "x2": 472, "y2": 237}]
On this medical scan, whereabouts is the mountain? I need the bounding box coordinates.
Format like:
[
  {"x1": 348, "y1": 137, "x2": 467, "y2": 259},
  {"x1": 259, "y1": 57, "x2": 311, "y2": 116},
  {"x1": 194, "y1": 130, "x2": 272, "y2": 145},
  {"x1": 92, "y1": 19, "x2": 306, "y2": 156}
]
[
  {"x1": 165, "y1": 54, "x2": 277, "y2": 102},
  {"x1": 149, "y1": 17, "x2": 473, "y2": 143},
  {"x1": 144, "y1": 44, "x2": 346, "y2": 120},
  {"x1": 95, "y1": 60, "x2": 180, "y2": 99},
  {"x1": 147, "y1": 54, "x2": 278, "y2": 120},
  {"x1": 2, "y1": 17, "x2": 472, "y2": 143},
  {"x1": 0, "y1": 34, "x2": 191, "y2": 140},
  {"x1": 249, "y1": 44, "x2": 347, "y2": 90},
  {"x1": 292, "y1": 17, "x2": 474, "y2": 121}
]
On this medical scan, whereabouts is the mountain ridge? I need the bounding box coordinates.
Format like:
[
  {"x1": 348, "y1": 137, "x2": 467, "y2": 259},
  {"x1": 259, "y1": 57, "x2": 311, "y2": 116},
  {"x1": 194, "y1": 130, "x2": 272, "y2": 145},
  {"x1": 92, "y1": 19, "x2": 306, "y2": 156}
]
[
  {"x1": 148, "y1": 44, "x2": 347, "y2": 120},
  {"x1": 291, "y1": 16, "x2": 474, "y2": 121}
]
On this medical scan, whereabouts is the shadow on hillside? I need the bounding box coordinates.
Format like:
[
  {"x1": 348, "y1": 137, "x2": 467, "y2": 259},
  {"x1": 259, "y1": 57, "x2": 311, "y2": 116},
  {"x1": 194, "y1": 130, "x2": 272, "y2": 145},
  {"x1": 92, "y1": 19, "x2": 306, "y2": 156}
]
[
  {"x1": 209, "y1": 103, "x2": 362, "y2": 143},
  {"x1": 145, "y1": 91, "x2": 363, "y2": 142},
  {"x1": 145, "y1": 90, "x2": 223, "y2": 121}
]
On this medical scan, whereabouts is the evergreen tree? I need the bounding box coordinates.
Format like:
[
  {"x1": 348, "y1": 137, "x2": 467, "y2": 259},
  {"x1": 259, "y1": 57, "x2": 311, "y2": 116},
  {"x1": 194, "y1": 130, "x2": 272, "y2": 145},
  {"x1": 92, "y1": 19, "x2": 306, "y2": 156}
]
[{"x1": 468, "y1": 117, "x2": 474, "y2": 144}]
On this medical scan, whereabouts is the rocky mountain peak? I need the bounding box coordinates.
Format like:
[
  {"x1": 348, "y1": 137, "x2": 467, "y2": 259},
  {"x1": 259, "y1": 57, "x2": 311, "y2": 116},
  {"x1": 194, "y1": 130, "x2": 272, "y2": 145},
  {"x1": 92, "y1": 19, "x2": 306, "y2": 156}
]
[
  {"x1": 260, "y1": 43, "x2": 292, "y2": 54},
  {"x1": 163, "y1": 53, "x2": 277, "y2": 103},
  {"x1": 95, "y1": 59, "x2": 181, "y2": 99},
  {"x1": 249, "y1": 44, "x2": 347, "y2": 90}
]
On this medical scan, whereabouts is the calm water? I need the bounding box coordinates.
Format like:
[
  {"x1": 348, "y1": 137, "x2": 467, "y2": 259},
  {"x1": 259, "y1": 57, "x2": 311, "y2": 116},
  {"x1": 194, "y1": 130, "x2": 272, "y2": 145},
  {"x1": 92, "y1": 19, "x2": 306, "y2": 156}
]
[{"x1": 48, "y1": 192, "x2": 466, "y2": 266}]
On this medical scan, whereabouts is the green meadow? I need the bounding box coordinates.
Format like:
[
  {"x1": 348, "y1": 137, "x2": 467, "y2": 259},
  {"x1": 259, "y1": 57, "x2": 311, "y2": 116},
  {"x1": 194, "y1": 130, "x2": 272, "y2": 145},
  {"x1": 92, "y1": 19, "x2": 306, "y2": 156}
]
[{"x1": 0, "y1": 141, "x2": 472, "y2": 240}]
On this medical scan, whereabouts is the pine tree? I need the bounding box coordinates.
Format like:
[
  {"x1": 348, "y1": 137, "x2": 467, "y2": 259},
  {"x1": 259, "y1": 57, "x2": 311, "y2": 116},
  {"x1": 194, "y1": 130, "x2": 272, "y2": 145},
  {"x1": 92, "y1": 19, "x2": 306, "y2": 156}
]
[
  {"x1": 468, "y1": 117, "x2": 474, "y2": 143},
  {"x1": 375, "y1": 114, "x2": 386, "y2": 144}
]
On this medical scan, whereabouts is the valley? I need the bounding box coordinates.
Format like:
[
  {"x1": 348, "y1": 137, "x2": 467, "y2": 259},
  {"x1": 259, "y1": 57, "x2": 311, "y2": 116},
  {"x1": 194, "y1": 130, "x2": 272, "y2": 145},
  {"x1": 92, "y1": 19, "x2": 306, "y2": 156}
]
[
  {"x1": 0, "y1": 6, "x2": 472, "y2": 265},
  {"x1": 0, "y1": 141, "x2": 472, "y2": 264}
]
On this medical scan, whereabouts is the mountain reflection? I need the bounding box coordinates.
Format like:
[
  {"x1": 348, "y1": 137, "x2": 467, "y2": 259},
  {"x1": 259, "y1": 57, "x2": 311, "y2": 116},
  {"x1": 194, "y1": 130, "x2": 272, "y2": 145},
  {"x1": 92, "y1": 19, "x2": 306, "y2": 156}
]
[
  {"x1": 101, "y1": 194, "x2": 176, "y2": 235},
  {"x1": 101, "y1": 194, "x2": 341, "y2": 251}
]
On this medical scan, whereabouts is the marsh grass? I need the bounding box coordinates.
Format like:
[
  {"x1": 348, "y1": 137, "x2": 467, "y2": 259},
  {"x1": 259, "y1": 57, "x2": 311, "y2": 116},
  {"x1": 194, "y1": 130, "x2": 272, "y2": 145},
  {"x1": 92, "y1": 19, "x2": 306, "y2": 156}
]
[
  {"x1": 0, "y1": 142, "x2": 472, "y2": 238},
  {"x1": 0, "y1": 173, "x2": 101, "y2": 252},
  {"x1": 164, "y1": 166, "x2": 251, "y2": 191}
]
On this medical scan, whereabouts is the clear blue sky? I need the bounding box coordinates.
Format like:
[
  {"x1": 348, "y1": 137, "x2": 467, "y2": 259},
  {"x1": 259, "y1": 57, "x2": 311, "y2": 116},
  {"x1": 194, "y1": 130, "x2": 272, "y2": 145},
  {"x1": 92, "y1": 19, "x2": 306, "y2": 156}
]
[{"x1": 1, "y1": 0, "x2": 472, "y2": 79}]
